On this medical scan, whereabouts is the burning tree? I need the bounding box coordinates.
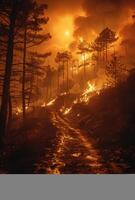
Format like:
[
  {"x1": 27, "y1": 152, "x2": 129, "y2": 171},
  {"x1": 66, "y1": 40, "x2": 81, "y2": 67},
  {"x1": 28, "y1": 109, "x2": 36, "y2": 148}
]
[
  {"x1": 92, "y1": 27, "x2": 118, "y2": 65},
  {"x1": 106, "y1": 53, "x2": 124, "y2": 87}
]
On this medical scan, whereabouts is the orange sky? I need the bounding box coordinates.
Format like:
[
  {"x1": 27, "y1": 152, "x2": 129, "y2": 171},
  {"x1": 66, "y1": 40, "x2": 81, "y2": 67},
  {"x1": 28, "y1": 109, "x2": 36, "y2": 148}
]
[{"x1": 39, "y1": 0, "x2": 135, "y2": 66}]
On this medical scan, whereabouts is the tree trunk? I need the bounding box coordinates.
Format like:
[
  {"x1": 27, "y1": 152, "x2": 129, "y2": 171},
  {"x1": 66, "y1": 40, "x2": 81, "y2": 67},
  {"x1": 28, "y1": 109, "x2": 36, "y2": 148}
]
[
  {"x1": 63, "y1": 61, "x2": 65, "y2": 92},
  {"x1": 22, "y1": 25, "x2": 27, "y2": 123},
  {"x1": 57, "y1": 68, "x2": 60, "y2": 94},
  {"x1": 66, "y1": 60, "x2": 69, "y2": 93},
  {"x1": 0, "y1": 6, "x2": 16, "y2": 147},
  {"x1": 83, "y1": 53, "x2": 86, "y2": 88},
  {"x1": 106, "y1": 42, "x2": 108, "y2": 62},
  {"x1": 7, "y1": 94, "x2": 12, "y2": 132}
]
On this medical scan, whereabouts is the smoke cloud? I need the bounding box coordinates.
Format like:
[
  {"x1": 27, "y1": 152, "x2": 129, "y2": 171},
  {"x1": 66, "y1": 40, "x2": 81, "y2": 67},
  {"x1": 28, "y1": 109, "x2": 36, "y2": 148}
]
[
  {"x1": 74, "y1": 0, "x2": 135, "y2": 39},
  {"x1": 39, "y1": 0, "x2": 135, "y2": 65}
]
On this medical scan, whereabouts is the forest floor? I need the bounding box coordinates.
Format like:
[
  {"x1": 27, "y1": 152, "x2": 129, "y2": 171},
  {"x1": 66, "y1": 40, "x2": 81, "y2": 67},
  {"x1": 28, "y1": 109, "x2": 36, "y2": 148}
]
[
  {"x1": 0, "y1": 109, "x2": 58, "y2": 174},
  {"x1": 0, "y1": 72, "x2": 135, "y2": 174},
  {"x1": 0, "y1": 106, "x2": 135, "y2": 174}
]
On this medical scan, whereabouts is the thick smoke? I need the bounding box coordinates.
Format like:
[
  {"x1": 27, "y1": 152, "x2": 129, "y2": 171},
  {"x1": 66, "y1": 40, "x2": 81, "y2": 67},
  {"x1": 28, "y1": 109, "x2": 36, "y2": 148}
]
[
  {"x1": 45, "y1": 0, "x2": 83, "y2": 14},
  {"x1": 120, "y1": 22, "x2": 135, "y2": 65},
  {"x1": 39, "y1": 0, "x2": 135, "y2": 65},
  {"x1": 72, "y1": 0, "x2": 135, "y2": 64},
  {"x1": 74, "y1": 0, "x2": 135, "y2": 39}
]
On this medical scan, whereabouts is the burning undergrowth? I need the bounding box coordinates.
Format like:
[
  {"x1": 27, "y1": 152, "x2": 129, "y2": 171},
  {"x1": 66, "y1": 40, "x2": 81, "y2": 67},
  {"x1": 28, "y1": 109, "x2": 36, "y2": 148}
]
[{"x1": 68, "y1": 71, "x2": 135, "y2": 147}]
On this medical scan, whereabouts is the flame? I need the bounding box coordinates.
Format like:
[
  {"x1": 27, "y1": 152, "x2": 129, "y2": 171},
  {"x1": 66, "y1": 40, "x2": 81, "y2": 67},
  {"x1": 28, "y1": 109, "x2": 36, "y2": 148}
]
[
  {"x1": 83, "y1": 82, "x2": 96, "y2": 95},
  {"x1": 16, "y1": 107, "x2": 22, "y2": 115},
  {"x1": 80, "y1": 81, "x2": 101, "y2": 103},
  {"x1": 41, "y1": 102, "x2": 46, "y2": 107},
  {"x1": 60, "y1": 106, "x2": 72, "y2": 115},
  {"x1": 63, "y1": 107, "x2": 72, "y2": 115},
  {"x1": 41, "y1": 98, "x2": 56, "y2": 107},
  {"x1": 47, "y1": 99, "x2": 56, "y2": 106},
  {"x1": 15, "y1": 106, "x2": 29, "y2": 115},
  {"x1": 73, "y1": 99, "x2": 78, "y2": 104}
]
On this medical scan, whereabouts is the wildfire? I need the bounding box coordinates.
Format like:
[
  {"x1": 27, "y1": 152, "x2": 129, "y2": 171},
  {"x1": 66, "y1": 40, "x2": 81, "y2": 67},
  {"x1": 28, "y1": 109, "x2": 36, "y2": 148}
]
[
  {"x1": 41, "y1": 102, "x2": 46, "y2": 107},
  {"x1": 81, "y1": 81, "x2": 102, "y2": 103},
  {"x1": 63, "y1": 107, "x2": 72, "y2": 115},
  {"x1": 73, "y1": 99, "x2": 78, "y2": 104},
  {"x1": 79, "y1": 82, "x2": 96, "y2": 103},
  {"x1": 41, "y1": 98, "x2": 56, "y2": 107},
  {"x1": 83, "y1": 82, "x2": 96, "y2": 95},
  {"x1": 47, "y1": 99, "x2": 56, "y2": 106},
  {"x1": 16, "y1": 107, "x2": 22, "y2": 115},
  {"x1": 60, "y1": 106, "x2": 72, "y2": 115},
  {"x1": 15, "y1": 106, "x2": 29, "y2": 115}
]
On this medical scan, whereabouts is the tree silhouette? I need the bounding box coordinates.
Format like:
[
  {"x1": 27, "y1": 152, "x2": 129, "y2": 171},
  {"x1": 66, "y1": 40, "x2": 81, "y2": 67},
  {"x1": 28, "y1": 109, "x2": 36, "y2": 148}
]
[
  {"x1": 55, "y1": 51, "x2": 72, "y2": 93},
  {"x1": 106, "y1": 53, "x2": 124, "y2": 87},
  {"x1": 93, "y1": 28, "x2": 118, "y2": 65},
  {"x1": 0, "y1": 0, "x2": 51, "y2": 146}
]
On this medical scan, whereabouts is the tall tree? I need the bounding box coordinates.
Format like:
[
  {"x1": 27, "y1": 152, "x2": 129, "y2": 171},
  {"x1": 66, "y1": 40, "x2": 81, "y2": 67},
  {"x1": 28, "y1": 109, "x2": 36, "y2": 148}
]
[
  {"x1": 19, "y1": 1, "x2": 51, "y2": 122},
  {"x1": 0, "y1": 0, "x2": 18, "y2": 146},
  {"x1": 0, "y1": 0, "x2": 51, "y2": 146},
  {"x1": 77, "y1": 39, "x2": 91, "y2": 87},
  {"x1": 106, "y1": 53, "x2": 124, "y2": 87},
  {"x1": 99, "y1": 28, "x2": 117, "y2": 62},
  {"x1": 92, "y1": 28, "x2": 118, "y2": 66}
]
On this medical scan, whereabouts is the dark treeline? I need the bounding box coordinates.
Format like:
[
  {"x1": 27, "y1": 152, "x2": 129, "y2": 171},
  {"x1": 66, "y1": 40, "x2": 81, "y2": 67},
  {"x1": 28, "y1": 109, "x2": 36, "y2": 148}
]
[{"x1": 0, "y1": 0, "x2": 51, "y2": 147}]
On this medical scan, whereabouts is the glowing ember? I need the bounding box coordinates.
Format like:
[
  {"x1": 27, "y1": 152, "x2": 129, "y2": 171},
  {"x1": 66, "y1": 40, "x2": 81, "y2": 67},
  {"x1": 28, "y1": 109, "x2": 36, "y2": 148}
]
[
  {"x1": 79, "y1": 81, "x2": 102, "y2": 103},
  {"x1": 41, "y1": 102, "x2": 46, "y2": 107},
  {"x1": 83, "y1": 82, "x2": 96, "y2": 95},
  {"x1": 63, "y1": 107, "x2": 72, "y2": 115},
  {"x1": 16, "y1": 107, "x2": 22, "y2": 115},
  {"x1": 59, "y1": 92, "x2": 67, "y2": 96},
  {"x1": 60, "y1": 106, "x2": 72, "y2": 115},
  {"x1": 47, "y1": 99, "x2": 56, "y2": 107},
  {"x1": 72, "y1": 153, "x2": 81, "y2": 157},
  {"x1": 15, "y1": 106, "x2": 29, "y2": 115},
  {"x1": 73, "y1": 99, "x2": 78, "y2": 104}
]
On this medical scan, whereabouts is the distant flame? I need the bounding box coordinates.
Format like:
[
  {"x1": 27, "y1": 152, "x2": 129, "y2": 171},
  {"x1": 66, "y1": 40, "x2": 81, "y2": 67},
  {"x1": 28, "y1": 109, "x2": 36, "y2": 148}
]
[
  {"x1": 16, "y1": 107, "x2": 22, "y2": 115},
  {"x1": 80, "y1": 82, "x2": 96, "y2": 103},
  {"x1": 60, "y1": 106, "x2": 72, "y2": 115},
  {"x1": 63, "y1": 107, "x2": 72, "y2": 115},
  {"x1": 15, "y1": 106, "x2": 29, "y2": 115},
  {"x1": 47, "y1": 99, "x2": 56, "y2": 106},
  {"x1": 41, "y1": 98, "x2": 56, "y2": 107},
  {"x1": 83, "y1": 82, "x2": 96, "y2": 95}
]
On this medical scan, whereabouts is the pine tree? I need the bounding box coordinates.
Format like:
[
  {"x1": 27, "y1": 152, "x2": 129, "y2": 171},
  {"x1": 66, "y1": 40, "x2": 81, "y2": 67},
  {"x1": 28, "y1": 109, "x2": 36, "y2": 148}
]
[{"x1": 106, "y1": 53, "x2": 124, "y2": 87}]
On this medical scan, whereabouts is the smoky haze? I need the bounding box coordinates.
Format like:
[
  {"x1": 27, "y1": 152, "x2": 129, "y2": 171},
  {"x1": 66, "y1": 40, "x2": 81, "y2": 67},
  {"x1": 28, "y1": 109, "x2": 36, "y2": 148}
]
[{"x1": 39, "y1": 0, "x2": 135, "y2": 65}]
